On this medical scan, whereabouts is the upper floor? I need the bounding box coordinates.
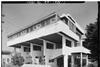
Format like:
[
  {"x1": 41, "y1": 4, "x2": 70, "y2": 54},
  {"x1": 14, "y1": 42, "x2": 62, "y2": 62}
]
[
  {"x1": 8, "y1": 12, "x2": 84, "y2": 41},
  {"x1": 7, "y1": 12, "x2": 85, "y2": 47}
]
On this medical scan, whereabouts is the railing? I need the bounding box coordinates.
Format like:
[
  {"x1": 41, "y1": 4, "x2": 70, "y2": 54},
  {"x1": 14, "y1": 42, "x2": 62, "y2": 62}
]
[{"x1": 8, "y1": 14, "x2": 58, "y2": 40}]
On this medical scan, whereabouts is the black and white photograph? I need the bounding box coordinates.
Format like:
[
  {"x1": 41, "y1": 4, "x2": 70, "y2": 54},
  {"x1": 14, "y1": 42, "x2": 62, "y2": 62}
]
[{"x1": 1, "y1": 1, "x2": 99, "y2": 67}]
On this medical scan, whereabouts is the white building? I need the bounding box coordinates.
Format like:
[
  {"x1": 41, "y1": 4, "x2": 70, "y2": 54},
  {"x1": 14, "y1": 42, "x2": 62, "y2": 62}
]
[
  {"x1": 2, "y1": 51, "x2": 12, "y2": 66},
  {"x1": 7, "y1": 12, "x2": 90, "y2": 67}
]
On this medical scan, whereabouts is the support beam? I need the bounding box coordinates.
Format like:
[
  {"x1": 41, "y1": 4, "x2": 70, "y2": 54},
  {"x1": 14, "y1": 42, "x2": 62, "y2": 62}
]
[
  {"x1": 20, "y1": 46, "x2": 23, "y2": 56},
  {"x1": 30, "y1": 43, "x2": 33, "y2": 57},
  {"x1": 64, "y1": 55, "x2": 68, "y2": 67},
  {"x1": 86, "y1": 55, "x2": 88, "y2": 67},
  {"x1": 14, "y1": 47, "x2": 16, "y2": 54},
  {"x1": 43, "y1": 40, "x2": 47, "y2": 64},
  {"x1": 71, "y1": 55, "x2": 74, "y2": 67},
  {"x1": 80, "y1": 52, "x2": 83, "y2": 67}
]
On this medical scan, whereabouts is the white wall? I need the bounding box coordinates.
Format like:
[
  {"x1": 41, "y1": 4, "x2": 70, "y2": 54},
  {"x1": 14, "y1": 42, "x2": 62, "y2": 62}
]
[
  {"x1": 2, "y1": 55, "x2": 12, "y2": 64},
  {"x1": 7, "y1": 20, "x2": 79, "y2": 47}
]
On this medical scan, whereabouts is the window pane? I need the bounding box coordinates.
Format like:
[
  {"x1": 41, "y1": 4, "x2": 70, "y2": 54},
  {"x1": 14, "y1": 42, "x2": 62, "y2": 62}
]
[
  {"x1": 46, "y1": 42, "x2": 54, "y2": 49},
  {"x1": 66, "y1": 39, "x2": 71, "y2": 47},
  {"x1": 33, "y1": 45, "x2": 41, "y2": 51},
  {"x1": 24, "y1": 47, "x2": 30, "y2": 52}
]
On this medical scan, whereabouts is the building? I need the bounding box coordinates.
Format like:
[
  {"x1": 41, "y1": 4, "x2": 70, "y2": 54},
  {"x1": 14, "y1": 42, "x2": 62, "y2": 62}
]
[
  {"x1": 7, "y1": 12, "x2": 90, "y2": 67},
  {"x1": 2, "y1": 51, "x2": 12, "y2": 67}
]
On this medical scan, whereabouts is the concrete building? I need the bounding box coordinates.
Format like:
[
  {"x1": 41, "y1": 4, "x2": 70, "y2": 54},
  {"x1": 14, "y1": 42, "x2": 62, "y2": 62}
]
[
  {"x1": 7, "y1": 12, "x2": 90, "y2": 67},
  {"x1": 2, "y1": 51, "x2": 12, "y2": 67}
]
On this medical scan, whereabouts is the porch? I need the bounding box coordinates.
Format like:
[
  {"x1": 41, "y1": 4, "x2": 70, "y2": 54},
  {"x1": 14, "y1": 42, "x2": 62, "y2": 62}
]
[{"x1": 9, "y1": 32, "x2": 90, "y2": 67}]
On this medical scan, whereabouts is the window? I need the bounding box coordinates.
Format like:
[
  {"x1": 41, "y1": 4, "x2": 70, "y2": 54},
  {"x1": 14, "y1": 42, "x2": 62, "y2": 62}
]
[
  {"x1": 61, "y1": 17, "x2": 68, "y2": 25},
  {"x1": 33, "y1": 45, "x2": 41, "y2": 51},
  {"x1": 76, "y1": 28, "x2": 82, "y2": 39},
  {"x1": 66, "y1": 39, "x2": 71, "y2": 47},
  {"x1": 68, "y1": 16, "x2": 75, "y2": 23},
  {"x1": 56, "y1": 44, "x2": 62, "y2": 49},
  {"x1": 24, "y1": 47, "x2": 30, "y2": 52},
  {"x1": 7, "y1": 58, "x2": 9, "y2": 62},
  {"x1": 68, "y1": 20, "x2": 76, "y2": 33},
  {"x1": 49, "y1": 59, "x2": 54, "y2": 62},
  {"x1": 74, "y1": 41, "x2": 79, "y2": 47},
  {"x1": 46, "y1": 42, "x2": 54, "y2": 49}
]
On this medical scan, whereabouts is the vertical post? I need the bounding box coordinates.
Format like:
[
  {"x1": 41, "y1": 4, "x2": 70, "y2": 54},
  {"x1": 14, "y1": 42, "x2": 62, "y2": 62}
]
[
  {"x1": 43, "y1": 40, "x2": 47, "y2": 64},
  {"x1": 86, "y1": 55, "x2": 88, "y2": 67},
  {"x1": 72, "y1": 41, "x2": 74, "y2": 47},
  {"x1": 62, "y1": 36, "x2": 68, "y2": 67},
  {"x1": 30, "y1": 43, "x2": 33, "y2": 57},
  {"x1": 71, "y1": 55, "x2": 74, "y2": 67},
  {"x1": 20, "y1": 46, "x2": 23, "y2": 56},
  {"x1": 64, "y1": 55, "x2": 68, "y2": 67},
  {"x1": 14, "y1": 47, "x2": 16, "y2": 54},
  {"x1": 80, "y1": 52, "x2": 83, "y2": 67},
  {"x1": 62, "y1": 36, "x2": 66, "y2": 53},
  {"x1": 30, "y1": 43, "x2": 33, "y2": 64}
]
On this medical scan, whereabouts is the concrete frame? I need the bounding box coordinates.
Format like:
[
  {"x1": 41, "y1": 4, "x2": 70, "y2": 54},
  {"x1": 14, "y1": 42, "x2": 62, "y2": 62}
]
[{"x1": 7, "y1": 13, "x2": 90, "y2": 67}]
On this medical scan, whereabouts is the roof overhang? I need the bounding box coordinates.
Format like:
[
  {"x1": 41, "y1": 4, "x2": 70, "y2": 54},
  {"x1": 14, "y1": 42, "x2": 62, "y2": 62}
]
[
  {"x1": 70, "y1": 46, "x2": 91, "y2": 54},
  {"x1": 7, "y1": 20, "x2": 79, "y2": 47}
]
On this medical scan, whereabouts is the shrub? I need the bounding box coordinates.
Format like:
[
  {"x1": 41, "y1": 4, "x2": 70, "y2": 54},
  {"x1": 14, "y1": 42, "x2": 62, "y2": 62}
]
[{"x1": 11, "y1": 53, "x2": 24, "y2": 67}]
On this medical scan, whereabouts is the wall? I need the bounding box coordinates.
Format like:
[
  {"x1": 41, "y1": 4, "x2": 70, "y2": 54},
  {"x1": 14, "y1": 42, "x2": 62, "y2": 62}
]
[{"x1": 2, "y1": 55, "x2": 12, "y2": 64}]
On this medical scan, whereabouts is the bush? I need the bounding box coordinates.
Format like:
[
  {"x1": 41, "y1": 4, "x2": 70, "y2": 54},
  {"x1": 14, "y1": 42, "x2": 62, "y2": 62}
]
[{"x1": 11, "y1": 53, "x2": 24, "y2": 67}]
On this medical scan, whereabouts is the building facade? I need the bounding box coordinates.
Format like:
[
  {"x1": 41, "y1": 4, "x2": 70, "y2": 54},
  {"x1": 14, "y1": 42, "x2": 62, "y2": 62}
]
[{"x1": 7, "y1": 12, "x2": 90, "y2": 67}]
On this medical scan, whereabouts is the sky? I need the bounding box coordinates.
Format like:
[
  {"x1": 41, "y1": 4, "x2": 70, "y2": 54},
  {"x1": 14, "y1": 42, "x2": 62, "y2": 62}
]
[{"x1": 2, "y1": 2, "x2": 98, "y2": 51}]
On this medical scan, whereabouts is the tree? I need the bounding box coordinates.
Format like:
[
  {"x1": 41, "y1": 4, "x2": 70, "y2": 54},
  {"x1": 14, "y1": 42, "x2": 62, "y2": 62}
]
[
  {"x1": 11, "y1": 53, "x2": 24, "y2": 67},
  {"x1": 83, "y1": 21, "x2": 98, "y2": 60}
]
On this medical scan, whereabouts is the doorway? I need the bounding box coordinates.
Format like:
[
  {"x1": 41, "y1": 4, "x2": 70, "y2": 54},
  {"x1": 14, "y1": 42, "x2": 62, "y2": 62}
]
[{"x1": 57, "y1": 56, "x2": 64, "y2": 67}]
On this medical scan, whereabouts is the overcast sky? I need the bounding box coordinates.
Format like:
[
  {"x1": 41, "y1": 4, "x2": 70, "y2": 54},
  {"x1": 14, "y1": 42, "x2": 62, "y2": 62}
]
[{"x1": 2, "y1": 2, "x2": 98, "y2": 51}]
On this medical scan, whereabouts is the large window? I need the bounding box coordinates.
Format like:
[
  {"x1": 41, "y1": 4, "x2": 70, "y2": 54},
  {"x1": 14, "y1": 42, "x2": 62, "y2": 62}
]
[
  {"x1": 56, "y1": 44, "x2": 62, "y2": 49},
  {"x1": 66, "y1": 39, "x2": 71, "y2": 47},
  {"x1": 24, "y1": 47, "x2": 30, "y2": 52},
  {"x1": 68, "y1": 20, "x2": 76, "y2": 33},
  {"x1": 33, "y1": 45, "x2": 41, "y2": 51},
  {"x1": 46, "y1": 42, "x2": 54, "y2": 49}
]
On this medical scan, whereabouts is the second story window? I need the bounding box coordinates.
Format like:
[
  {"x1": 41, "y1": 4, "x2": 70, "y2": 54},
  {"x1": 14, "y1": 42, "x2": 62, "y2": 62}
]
[
  {"x1": 68, "y1": 20, "x2": 76, "y2": 33},
  {"x1": 60, "y1": 16, "x2": 68, "y2": 25},
  {"x1": 24, "y1": 47, "x2": 30, "y2": 52},
  {"x1": 66, "y1": 39, "x2": 71, "y2": 47},
  {"x1": 46, "y1": 42, "x2": 54, "y2": 49},
  {"x1": 33, "y1": 45, "x2": 41, "y2": 51}
]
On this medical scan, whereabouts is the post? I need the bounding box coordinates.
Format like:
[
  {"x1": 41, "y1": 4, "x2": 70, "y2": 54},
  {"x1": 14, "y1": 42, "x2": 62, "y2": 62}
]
[
  {"x1": 64, "y1": 55, "x2": 68, "y2": 67},
  {"x1": 43, "y1": 40, "x2": 47, "y2": 64},
  {"x1": 71, "y1": 55, "x2": 74, "y2": 67},
  {"x1": 80, "y1": 52, "x2": 83, "y2": 67},
  {"x1": 14, "y1": 47, "x2": 16, "y2": 54},
  {"x1": 62, "y1": 36, "x2": 68, "y2": 67},
  {"x1": 62, "y1": 36, "x2": 66, "y2": 53},
  {"x1": 20, "y1": 46, "x2": 23, "y2": 56},
  {"x1": 86, "y1": 55, "x2": 88, "y2": 67},
  {"x1": 30, "y1": 43, "x2": 33, "y2": 57}
]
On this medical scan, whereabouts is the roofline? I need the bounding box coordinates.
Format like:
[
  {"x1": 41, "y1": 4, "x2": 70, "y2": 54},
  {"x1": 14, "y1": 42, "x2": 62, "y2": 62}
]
[
  {"x1": 60, "y1": 13, "x2": 85, "y2": 34},
  {"x1": 8, "y1": 12, "x2": 58, "y2": 37}
]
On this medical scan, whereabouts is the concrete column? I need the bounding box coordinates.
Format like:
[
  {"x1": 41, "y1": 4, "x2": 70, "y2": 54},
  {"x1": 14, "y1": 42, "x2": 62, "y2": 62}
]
[
  {"x1": 43, "y1": 40, "x2": 47, "y2": 64},
  {"x1": 86, "y1": 55, "x2": 88, "y2": 67},
  {"x1": 64, "y1": 55, "x2": 68, "y2": 67},
  {"x1": 30, "y1": 43, "x2": 33, "y2": 57},
  {"x1": 43, "y1": 40, "x2": 46, "y2": 56},
  {"x1": 80, "y1": 52, "x2": 83, "y2": 67},
  {"x1": 62, "y1": 36, "x2": 66, "y2": 51},
  {"x1": 72, "y1": 41, "x2": 74, "y2": 47},
  {"x1": 20, "y1": 46, "x2": 23, "y2": 56},
  {"x1": 14, "y1": 47, "x2": 16, "y2": 54},
  {"x1": 71, "y1": 55, "x2": 74, "y2": 67}
]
